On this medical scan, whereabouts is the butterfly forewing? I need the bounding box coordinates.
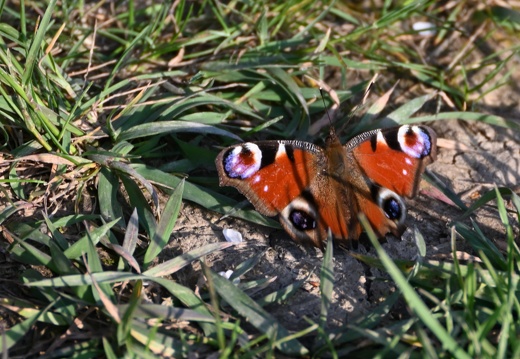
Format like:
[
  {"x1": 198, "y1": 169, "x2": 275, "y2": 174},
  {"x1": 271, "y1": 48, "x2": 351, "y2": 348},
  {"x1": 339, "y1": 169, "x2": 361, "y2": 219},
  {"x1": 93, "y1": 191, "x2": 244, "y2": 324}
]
[
  {"x1": 216, "y1": 140, "x2": 324, "y2": 216},
  {"x1": 349, "y1": 125, "x2": 437, "y2": 198}
]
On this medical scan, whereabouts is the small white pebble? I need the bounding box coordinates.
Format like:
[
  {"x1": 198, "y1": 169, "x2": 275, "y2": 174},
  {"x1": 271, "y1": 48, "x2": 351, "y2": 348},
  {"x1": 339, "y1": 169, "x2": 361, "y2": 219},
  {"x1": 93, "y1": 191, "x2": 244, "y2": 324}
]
[
  {"x1": 218, "y1": 269, "x2": 240, "y2": 284},
  {"x1": 223, "y1": 228, "x2": 243, "y2": 243},
  {"x1": 218, "y1": 269, "x2": 233, "y2": 279},
  {"x1": 412, "y1": 21, "x2": 436, "y2": 36}
]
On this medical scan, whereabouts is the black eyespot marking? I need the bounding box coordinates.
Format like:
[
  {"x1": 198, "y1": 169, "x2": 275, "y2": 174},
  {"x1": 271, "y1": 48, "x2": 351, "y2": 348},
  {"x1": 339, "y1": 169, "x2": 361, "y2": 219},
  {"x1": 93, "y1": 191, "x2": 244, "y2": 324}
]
[
  {"x1": 371, "y1": 184, "x2": 406, "y2": 224},
  {"x1": 223, "y1": 143, "x2": 262, "y2": 179},
  {"x1": 290, "y1": 210, "x2": 317, "y2": 231},
  {"x1": 398, "y1": 125, "x2": 434, "y2": 158},
  {"x1": 412, "y1": 127, "x2": 433, "y2": 158},
  {"x1": 382, "y1": 197, "x2": 402, "y2": 220}
]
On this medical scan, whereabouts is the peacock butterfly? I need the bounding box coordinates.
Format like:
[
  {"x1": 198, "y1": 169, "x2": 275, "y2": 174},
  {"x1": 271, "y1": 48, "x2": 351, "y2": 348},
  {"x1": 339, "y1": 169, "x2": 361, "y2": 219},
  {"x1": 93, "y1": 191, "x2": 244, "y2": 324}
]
[{"x1": 215, "y1": 125, "x2": 437, "y2": 248}]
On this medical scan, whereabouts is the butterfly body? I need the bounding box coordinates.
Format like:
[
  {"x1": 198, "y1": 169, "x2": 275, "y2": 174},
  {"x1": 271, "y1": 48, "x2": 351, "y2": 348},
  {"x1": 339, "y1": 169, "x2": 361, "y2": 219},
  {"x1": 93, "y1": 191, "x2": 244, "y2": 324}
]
[{"x1": 216, "y1": 125, "x2": 437, "y2": 248}]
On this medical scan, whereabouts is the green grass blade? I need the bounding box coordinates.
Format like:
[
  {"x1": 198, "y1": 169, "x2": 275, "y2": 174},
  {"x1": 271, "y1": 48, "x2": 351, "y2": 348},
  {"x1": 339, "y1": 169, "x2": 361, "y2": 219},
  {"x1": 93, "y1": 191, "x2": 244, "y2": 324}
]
[
  {"x1": 229, "y1": 249, "x2": 267, "y2": 281},
  {"x1": 129, "y1": 320, "x2": 187, "y2": 358},
  {"x1": 143, "y1": 242, "x2": 235, "y2": 277},
  {"x1": 454, "y1": 222, "x2": 506, "y2": 270},
  {"x1": 458, "y1": 187, "x2": 516, "y2": 221},
  {"x1": 0, "y1": 202, "x2": 33, "y2": 225},
  {"x1": 85, "y1": 229, "x2": 116, "y2": 304},
  {"x1": 26, "y1": 272, "x2": 146, "y2": 287},
  {"x1": 25, "y1": 271, "x2": 216, "y2": 334},
  {"x1": 410, "y1": 111, "x2": 520, "y2": 130},
  {"x1": 386, "y1": 92, "x2": 437, "y2": 124},
  {"x1": 207, "y1": 269, "x2": 309, "y2": 356},
  {"x1": 118, "y1": 208, "x2": 140, "y2": 271},
  {"x1": 3, "y1": 301, "x2": 55, "y2": 351},
  {"x1": 118, "y1": 303, "x2": 215, "y2": 323},
  {"x1": 63, "y1": 219, "x2": 119, "y2": 259},
  {"x1": 255, "y1": 278, "x2": 306, "y2": 307},
  {"x1": 98, "y1": 167, "x2": 125, "y2": 228},
  {"x1": 424, "y1": 170, "x2": 468, "y2": 211},
  {"x1": 43, "y1": 213, "x2": 69, "y2": 250},
  {"x1": 319, "y1": 233, "x2": 334, "y2": 329},
  {"x1": 109, "y1": 161, "x2": 159, "y2": 209},
  {"x1": 8, "y1": 230, "x2": 54, "y2": 270},
  {"x1": 48, "y1": 240, "x2": 79, "y2": 276},
  {"x1": 511, "y1": 192, "x2": 520, "y2": 223},
  {"x1": 117, "y1": 120, "x2": 242, "y2": 142},
  {"x1": 102, "y1": 337, "x2": 118, "y2": 359},
  {"x1": 118, "y1": 279, "x2": 142, "y2": 345},
  {"x1": 120, "y1": 175, "x2": 157, "y2": 239},
  {"x1": 143, "y1": 178, "x2": 184, "y2": 269},
  {"x1": 132, "y1": 164, "x2": 278, "y2": 227},
  {"x1": 361, "y1": 214, "x2": 472, "y2": 359},
  {"x1": 21, "y1": 0, "x2": 57, "y2": 85},
  {"x1": 152, "y1": 277, "x2": 216, "y2": 336}
]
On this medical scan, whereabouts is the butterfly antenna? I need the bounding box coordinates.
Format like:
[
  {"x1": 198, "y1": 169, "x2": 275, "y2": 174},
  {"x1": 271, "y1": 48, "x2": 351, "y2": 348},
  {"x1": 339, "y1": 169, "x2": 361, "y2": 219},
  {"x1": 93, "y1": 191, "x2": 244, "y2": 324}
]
[
  {"x1": 362, "y1": 74, "x2": 378, "y2": 105},
  {"x1": 339, "y1": 73, "x2": 380, "y2": 135},
  {"x1": 319, "y1": 87, "x2": 336, "y2": 138}
]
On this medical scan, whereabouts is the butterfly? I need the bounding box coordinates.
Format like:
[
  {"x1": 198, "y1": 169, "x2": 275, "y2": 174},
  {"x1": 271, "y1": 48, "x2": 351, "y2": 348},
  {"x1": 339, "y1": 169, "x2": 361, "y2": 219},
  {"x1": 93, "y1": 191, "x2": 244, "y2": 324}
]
[{"x1": 215, "y1": 125, "x2": 437, "y2": 248}]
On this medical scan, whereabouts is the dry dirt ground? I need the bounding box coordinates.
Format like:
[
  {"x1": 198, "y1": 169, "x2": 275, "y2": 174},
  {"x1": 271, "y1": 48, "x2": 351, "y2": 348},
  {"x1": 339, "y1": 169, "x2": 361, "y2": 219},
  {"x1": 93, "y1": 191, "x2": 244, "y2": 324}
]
[{"x1": 168, "y1": 83, "x2": 520, "y2": 332}]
